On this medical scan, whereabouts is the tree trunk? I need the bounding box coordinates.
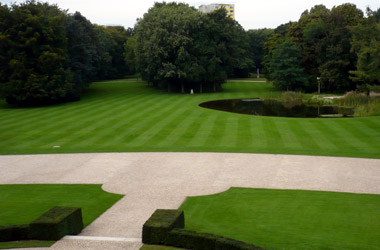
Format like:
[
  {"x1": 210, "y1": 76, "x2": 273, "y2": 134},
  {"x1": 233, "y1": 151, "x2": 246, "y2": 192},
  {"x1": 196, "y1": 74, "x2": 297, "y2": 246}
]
[
  {"x1": 200, "y1": 83, "x2": 203, "y2": 93},
  {"x1": 213, "y1": 82, "x2": 216, "y2": 92},
  {"x1": 167, "y1": 83, "x2": 171, "y2": 93},
  {"x1": 181, "y1": 81, "x2": 184, "y2": 94}
]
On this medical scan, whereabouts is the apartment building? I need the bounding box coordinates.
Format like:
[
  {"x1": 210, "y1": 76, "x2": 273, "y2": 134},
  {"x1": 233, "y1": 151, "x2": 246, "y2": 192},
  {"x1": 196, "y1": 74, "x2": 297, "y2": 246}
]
[{"x1": 199, "y1": 3, "x2": 235, "y2": 19}]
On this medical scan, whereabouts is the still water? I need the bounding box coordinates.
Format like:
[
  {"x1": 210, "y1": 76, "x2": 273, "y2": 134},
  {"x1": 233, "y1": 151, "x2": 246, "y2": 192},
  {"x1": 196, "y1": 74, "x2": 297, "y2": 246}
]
[{"x1": 199, "y1": 99, "x2": 354, "y2": 118}]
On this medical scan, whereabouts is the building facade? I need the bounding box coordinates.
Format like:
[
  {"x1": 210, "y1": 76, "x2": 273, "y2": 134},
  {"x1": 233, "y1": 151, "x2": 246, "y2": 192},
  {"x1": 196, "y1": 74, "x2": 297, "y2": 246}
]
[{"x1": 199, "y1": 4, "x2": 235, "y2": 19}]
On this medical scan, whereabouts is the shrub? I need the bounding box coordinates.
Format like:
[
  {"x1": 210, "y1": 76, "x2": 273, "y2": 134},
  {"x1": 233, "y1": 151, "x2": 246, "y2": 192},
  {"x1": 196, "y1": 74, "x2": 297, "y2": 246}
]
[
  {"x1": 142, "y1": 209, "x2": 184, "y2": 245},
  {"x1": 0, "y1": 224, "x2": 29, "y2": 242},
  {"x1": 29, "y1": 206, "x2": 83, "y2": 240}
]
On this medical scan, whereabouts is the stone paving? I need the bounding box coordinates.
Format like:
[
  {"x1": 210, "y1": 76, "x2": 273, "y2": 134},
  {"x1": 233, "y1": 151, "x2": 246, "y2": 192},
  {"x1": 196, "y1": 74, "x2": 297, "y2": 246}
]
[{"x1": 2, "y1": 152, "x2": 380, "y2": 249}]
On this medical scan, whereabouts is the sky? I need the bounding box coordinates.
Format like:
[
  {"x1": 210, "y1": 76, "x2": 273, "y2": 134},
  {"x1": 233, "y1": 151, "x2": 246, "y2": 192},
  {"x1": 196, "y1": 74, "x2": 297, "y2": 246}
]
[{"x1": 2, "y1": 0, "x2": 380, "y2": 30}]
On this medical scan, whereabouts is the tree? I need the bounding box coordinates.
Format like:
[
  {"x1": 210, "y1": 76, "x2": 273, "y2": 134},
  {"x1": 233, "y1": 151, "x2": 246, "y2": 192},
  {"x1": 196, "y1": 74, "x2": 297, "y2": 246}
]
[
  {"x1": 135, "y1": 2, "x2": 251, "y2": 93},
  {"x1": 350, "y1": 8, "x2": 380, "y2": 86},
  {"x1": 124, "y1": 35, "x2": 137, "y2": 75},
  {"x1": 0, "y1": 1, "x2": 73, "y2": 105},
  {"x1": 247, "y1": 28, "x2": 274, "y2": 75},
  {"x1": 65, "y1": 12, "x2": 98, "y2": 95},
  {"x1": 268, "y1": 39, "x2": 306, "y2": 91},
  {"x1": 319, "y1": 4, "x2": 363, "y2": 90}
]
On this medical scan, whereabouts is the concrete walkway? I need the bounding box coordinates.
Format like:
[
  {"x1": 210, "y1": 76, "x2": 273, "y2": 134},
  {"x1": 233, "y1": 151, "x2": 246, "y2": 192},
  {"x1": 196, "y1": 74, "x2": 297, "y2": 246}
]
[{"x1": 1, "y1": 152, "x2": 380, "y2": 249}]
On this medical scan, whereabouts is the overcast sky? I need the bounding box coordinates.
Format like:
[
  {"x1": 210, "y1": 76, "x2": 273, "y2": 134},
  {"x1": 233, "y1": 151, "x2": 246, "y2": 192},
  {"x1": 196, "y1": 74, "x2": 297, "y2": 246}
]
[{"x1": 2, "y1": 0, "x2": 380, "y2": 30}]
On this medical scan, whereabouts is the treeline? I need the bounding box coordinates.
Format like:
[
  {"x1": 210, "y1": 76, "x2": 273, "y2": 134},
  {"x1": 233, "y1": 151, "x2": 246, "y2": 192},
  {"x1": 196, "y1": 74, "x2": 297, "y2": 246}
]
[
  {"x1": 0, "y1": 0, "x2": 134, "y2": 105},
  {"x1": 135, "y1": 2, "x2": 251, "y2": 93},
  {"x1": 254, "y1": 3, "x2": 380, "y2": 92}
]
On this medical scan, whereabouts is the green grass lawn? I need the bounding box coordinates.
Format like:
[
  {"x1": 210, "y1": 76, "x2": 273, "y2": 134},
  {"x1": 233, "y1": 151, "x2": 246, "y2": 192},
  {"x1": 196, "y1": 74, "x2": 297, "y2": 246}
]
[
  {"x1": 0, "y1": 184, "x2": 123, "y2": 227},
  {"x1": 0, "y1": 184, "x2": 123, "y2": 249},
  {"x1": 179, "y1": 188, "x2": 380, "y2": 250},
  {"x1": 0, "y1": 79, "x2": 379, "y2": 158}
]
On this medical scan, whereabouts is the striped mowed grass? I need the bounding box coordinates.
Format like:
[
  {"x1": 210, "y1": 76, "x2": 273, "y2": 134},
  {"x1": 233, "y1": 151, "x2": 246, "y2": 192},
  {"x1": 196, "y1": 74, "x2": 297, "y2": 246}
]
[{"x1": 0, "y1": 79, "x2": 379, "y2": 158}]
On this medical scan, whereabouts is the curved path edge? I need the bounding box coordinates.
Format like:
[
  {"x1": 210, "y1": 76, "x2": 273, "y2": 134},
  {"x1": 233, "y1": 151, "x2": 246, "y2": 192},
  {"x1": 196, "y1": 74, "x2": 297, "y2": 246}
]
[{"x1": 1, "y1": 152, "x2": 380, "y2": 249}]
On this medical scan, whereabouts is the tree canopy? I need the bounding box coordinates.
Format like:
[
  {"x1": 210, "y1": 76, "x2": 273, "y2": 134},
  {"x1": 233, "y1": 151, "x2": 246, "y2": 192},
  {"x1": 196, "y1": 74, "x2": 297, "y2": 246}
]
[
  {"x1": 0, "y1": 0, "x2": 132, "y2": 105},
  {"x1": 261, "y1": 3, "x2": 380, "y2": 92},
  {"x1": 135, "y1": 2, "x2": 251, "y2": 93}
]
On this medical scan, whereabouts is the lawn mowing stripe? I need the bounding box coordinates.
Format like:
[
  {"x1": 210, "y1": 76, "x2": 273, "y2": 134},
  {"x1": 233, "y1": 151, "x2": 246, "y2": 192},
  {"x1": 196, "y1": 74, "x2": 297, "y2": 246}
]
[
  {"x1": 302, "y1": 120, "x2": 338, "y2": 152},
  {"x1": 171, "y1": 111, "x2": 208, "y2": 147},
  {"x1": 14, "y1": 94, "x2": 150, "y2": 150},
  {"x1": 187, "y1": 113, "x2": 218, "y2": 147},
  {"x1": 219, "y1": 115, "x2": 239, "y2": 147},
  {"x1": 0, "y1": 92, "x2": 134, "y2": 135},
  {"x1": 123, "y1": 96, "x2": 190, "y2": 146},
  {"x1": 250, "y1": 117, "x2": 267, "y2": 148},
  {"x1": 236, "y1": 115, "x2": 253, "y2": 148},
  {"x1": 311, "y1": 119, "x2": 359, "y2": 153},
  {"x1": 330, "y1": 119, "x2": 379, "y2": 153},
  {"x1": 261, "y1": 118, "x2": 285, "y2": 150},
  {"x1": 110, "y1": 95, "x2": 181, "y2": 144},
  {"x1": 151, "y1": 109, "x2": 198, "y2": 147},
  {"x1": 65, "y1": 94, "x2": 168, "y2": 148},
  {"x1": 203, "y1": 113, "x2": 227, "y2": 147},
  {"x1": 355, "y1": 117, "x2": 380, "y2": 135},
  {"x1": 7, "y1": 94, "x2": 150, "y2": 149},
  {"x1": 0, "y1": 92, "x2": 126, "y2": 129},
  {"x1": 285, "y1": 119, "x2": 321, "y2": 151}
]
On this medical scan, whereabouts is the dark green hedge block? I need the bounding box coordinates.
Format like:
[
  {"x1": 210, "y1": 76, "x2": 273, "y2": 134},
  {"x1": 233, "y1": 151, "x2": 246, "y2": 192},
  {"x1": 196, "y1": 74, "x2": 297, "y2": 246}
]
[
  {"x1": 29, "y1": 206, "x2": 83, "y2": 240},
  {"x1": 0, "y1": 224, "x2": 29, "y2": 242},
  {"x1": 168, "y1": 228, "x2": 218, "y2": 249},
  {"x1": 167, "y1": 228, "x2": 265, "y2": 250},
  {"x1": 142, "y1": 209, "x2": 185, "y2": 244},
  {"x1": 215, "y1": 236, "x2": 264, "y2": 250}
]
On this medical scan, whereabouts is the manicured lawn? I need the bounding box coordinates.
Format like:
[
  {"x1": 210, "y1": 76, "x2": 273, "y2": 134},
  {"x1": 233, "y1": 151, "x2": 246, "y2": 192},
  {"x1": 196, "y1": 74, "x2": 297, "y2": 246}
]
[
  {"x1": 0, "y1": 241, "x2": 55, "y2": 249},
  {"x1": 0, "y1": 184, "x2": 123, "y2": 226},
  {"x1": 179, "y1": 188, "x2": 380, "y2": 250},
  {"x1": 0, "y1": 79, "x2": 379, "y2": 158}
]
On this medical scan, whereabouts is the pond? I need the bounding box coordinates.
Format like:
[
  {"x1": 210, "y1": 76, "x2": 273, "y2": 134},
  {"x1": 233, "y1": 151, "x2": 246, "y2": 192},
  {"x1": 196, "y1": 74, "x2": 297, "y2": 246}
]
[{"x1": 199, "y1": 99, "x2": 355, "y2": 118}]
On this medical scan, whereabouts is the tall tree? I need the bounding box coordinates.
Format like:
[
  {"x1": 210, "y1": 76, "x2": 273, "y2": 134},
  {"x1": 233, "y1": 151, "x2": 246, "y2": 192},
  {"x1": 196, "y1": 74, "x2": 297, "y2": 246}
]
[
  {"x1": 268, "y1": 39, "x2": 306, "y2": 91},
  {"x1": 65, "y1": 12, "x2": 98, "y2": 96},
  {"x1": 350, "y1": 8, "x2": 380, "y2": 86},
  {"x1": 319, "y1": 3, "x2": 363, "y2": 90},
  {"x1": 247, "y1": 28, "x2": 274, "y2": 75},
  {"x1": 0, "y1": 1, "x2": 73, "y2": 105},
  {"x1": 135, "y1": 2, "x2": 251, "y2": 93}
]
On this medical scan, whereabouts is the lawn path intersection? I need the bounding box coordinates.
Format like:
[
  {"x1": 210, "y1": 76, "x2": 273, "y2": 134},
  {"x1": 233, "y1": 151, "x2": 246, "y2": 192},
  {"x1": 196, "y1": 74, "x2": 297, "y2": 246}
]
[{"x1": 1, "y1": 152, "x2": 380, "y2": 249}]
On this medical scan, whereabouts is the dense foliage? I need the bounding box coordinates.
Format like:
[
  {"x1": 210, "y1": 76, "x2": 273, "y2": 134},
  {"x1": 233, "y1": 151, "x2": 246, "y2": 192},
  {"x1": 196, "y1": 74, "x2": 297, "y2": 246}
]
[
  {"x1": 135, "y1": 2, "x2": 251, "y2": 93},
  {"x1": 260, "y1": 3, "x2": 380, "y2": 92},
  {"x1": 0, "y1": 1, "x2": 132, "y2": 105}
]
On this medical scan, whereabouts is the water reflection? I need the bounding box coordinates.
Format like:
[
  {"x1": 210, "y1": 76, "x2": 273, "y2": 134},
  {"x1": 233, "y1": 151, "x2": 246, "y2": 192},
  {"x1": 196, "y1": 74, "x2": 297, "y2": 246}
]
[{"x1": 199, "y1": 99, "x2": 354, "y2": 118}]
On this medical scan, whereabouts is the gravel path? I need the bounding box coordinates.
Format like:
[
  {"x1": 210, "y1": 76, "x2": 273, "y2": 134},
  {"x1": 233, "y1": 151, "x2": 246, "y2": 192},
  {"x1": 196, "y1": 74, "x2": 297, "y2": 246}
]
[{"x1": 1, "y1": 152, "x2": 380, "y2": 249}]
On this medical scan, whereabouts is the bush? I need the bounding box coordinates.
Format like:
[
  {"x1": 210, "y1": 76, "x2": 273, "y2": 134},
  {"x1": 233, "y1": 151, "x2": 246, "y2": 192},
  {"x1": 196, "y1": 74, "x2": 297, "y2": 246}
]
[
  {"x1": 142, "y1": 209, "x2": 184, "y2": 245},
  {"x1": 29, "y1": 206, "x2": 83, "y2": 240},
  {"x1": 0, "y1": 224, "x2": 29, "y2": 242}
]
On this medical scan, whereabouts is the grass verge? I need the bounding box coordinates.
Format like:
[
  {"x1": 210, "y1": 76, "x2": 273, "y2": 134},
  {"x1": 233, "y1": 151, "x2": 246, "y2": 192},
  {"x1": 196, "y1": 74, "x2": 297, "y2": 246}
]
[
  {"x1": 179, "y1": 187, "x2": 380, "y2": 250},
  {"x1": 0, "y1": 184, "x2": 123, "y2": 249}
]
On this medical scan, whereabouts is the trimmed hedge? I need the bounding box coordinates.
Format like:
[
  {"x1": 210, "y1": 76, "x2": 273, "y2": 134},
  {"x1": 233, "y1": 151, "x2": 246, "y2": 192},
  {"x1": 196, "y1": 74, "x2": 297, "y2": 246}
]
[
  {"x1": 29, "y1": 206, "x2": 83, "y2": 240},
  {"x1": 0, "y1": 224, "x2": 29, "y2": 242},
  {"x1": 0, "y1": 206, "x2": 83, "y2": 242},
  {"x1": 142, "y1": 209, "x2": 265, "y2": 250},
  {"x1": 142, "y1": 209, "x2": 184, "y2": 245},
  {"x1": 167, "y1": 229, "x2": 264, "y2": 250}
]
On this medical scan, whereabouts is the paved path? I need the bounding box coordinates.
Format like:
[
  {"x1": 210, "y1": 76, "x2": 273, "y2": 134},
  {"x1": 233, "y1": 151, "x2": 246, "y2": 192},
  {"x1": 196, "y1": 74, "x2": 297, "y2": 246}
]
[{"x1": 1, "y1": 152, "x2": 380, "y2": 249}]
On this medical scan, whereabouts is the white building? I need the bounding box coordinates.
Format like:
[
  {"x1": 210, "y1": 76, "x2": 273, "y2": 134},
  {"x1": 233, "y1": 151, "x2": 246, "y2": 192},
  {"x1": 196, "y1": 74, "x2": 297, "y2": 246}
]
[{"x1": 199, "y1": 4, "x2": 235, "y2": 19}]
